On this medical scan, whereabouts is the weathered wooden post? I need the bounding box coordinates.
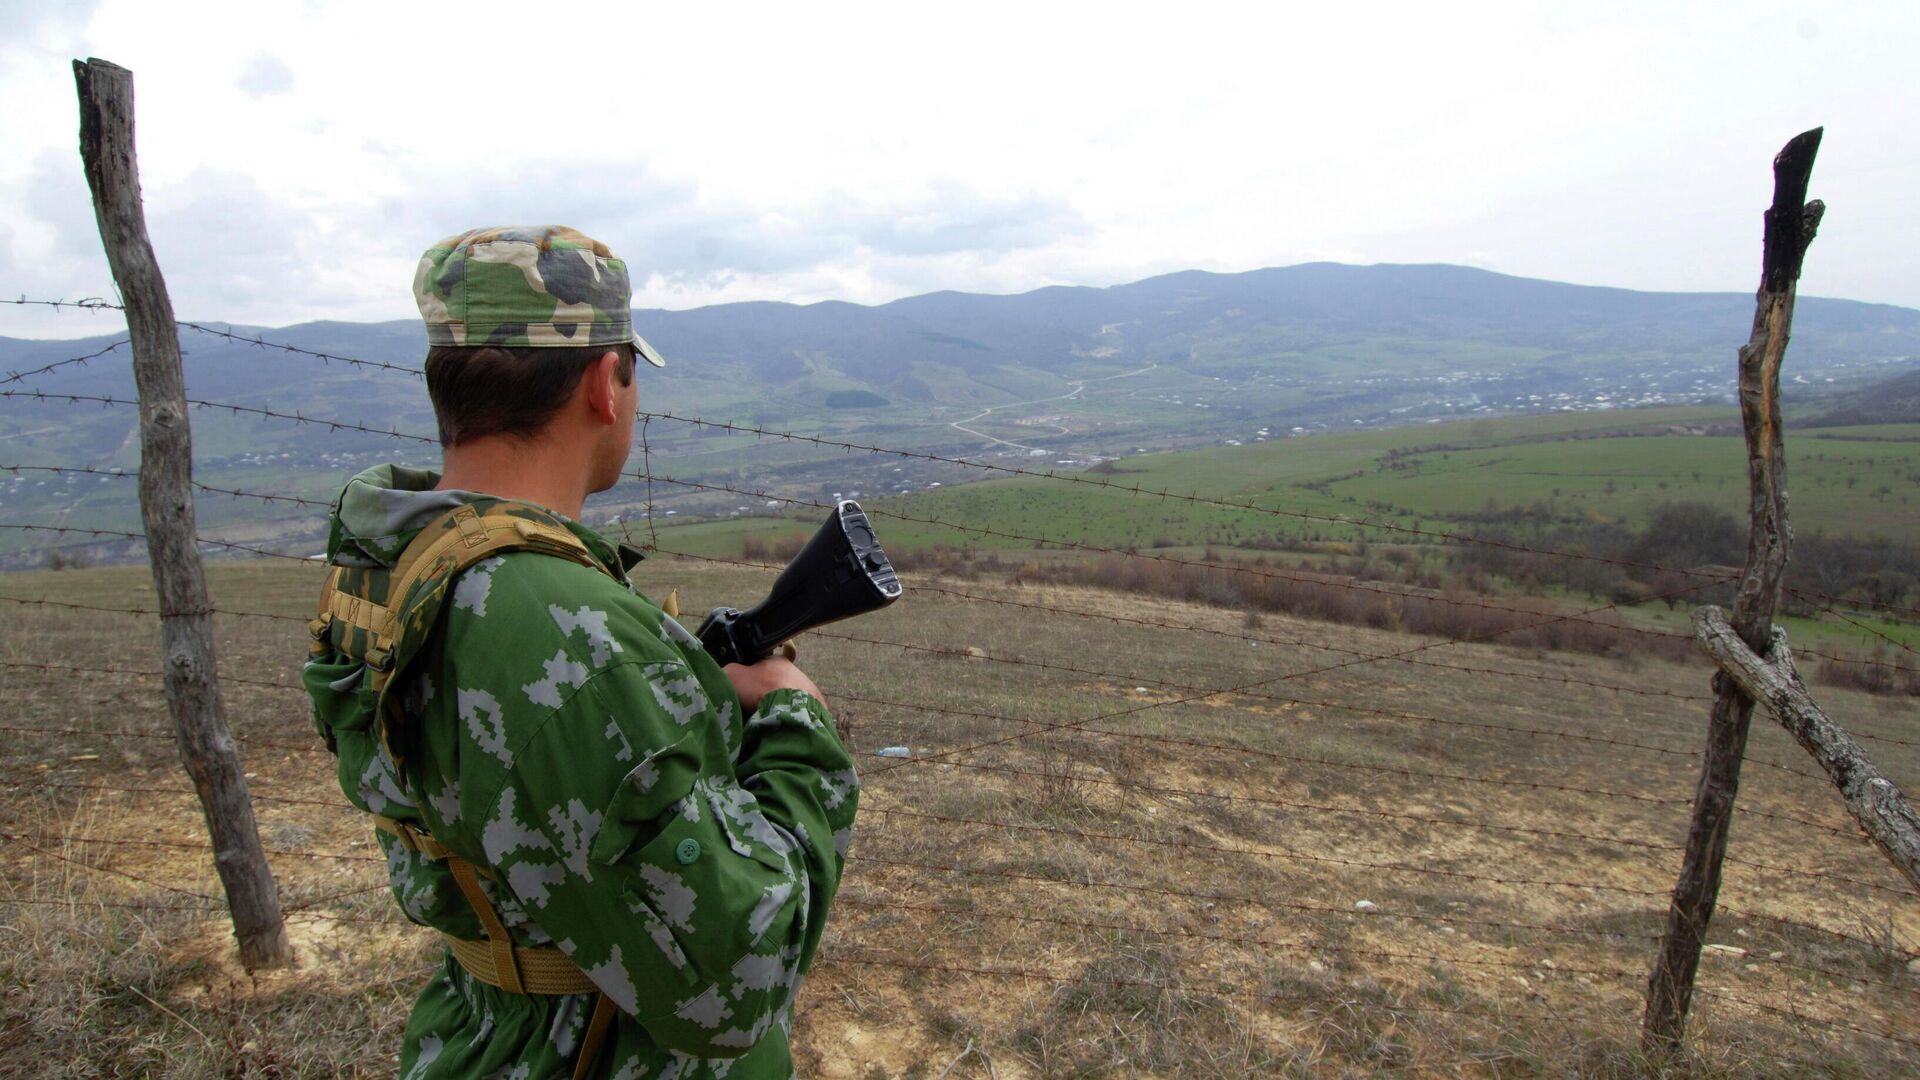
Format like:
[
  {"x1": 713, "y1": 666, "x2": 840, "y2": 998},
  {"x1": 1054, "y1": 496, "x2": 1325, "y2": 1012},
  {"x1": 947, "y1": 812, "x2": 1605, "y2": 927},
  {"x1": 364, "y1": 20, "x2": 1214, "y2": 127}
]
[
  {"x1": 1643, "y1": 128, "x2": 1823, "y2": 1053},
  {"x1": 1693, "y1": 607, "x2": 1920, "y2": 893},
  {"x1": 73, "y1": 58, "x2": 291, "y2": 969}
]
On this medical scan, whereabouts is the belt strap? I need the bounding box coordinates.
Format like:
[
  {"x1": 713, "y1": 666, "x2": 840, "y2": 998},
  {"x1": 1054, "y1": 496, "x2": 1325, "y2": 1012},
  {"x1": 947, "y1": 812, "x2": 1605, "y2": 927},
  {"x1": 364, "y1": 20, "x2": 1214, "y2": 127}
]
[
  {"x1": 372, "y1": 815, "x2": 614, "y2": 1076},
  {"x1": 444, "y1": 934, "x2": 599, "y2": 995}
]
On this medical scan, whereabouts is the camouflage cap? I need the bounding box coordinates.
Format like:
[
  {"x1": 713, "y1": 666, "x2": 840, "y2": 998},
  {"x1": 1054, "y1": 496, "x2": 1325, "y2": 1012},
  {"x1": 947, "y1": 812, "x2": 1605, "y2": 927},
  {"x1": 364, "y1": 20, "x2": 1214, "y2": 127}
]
[{"x1": 413, "y1": 225, "x2": 666, "y2": 366}]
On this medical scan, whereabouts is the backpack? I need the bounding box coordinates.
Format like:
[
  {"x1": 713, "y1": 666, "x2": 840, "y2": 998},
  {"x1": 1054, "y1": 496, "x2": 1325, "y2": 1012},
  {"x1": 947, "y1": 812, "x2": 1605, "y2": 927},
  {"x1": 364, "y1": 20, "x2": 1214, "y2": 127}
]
[
  {"x1": 310, "y1": 499, "x2": 614, "y2": 767},
  {"x1": 308, "y1": 499, "x2": 623, "y2": 1079}
]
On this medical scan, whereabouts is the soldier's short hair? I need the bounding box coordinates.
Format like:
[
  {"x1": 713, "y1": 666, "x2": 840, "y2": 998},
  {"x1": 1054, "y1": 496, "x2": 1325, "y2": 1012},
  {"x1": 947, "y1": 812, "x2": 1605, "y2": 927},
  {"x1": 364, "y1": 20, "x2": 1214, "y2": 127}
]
[{"x1": 424, "y1": 342, "x2": 635, "y2": 447}]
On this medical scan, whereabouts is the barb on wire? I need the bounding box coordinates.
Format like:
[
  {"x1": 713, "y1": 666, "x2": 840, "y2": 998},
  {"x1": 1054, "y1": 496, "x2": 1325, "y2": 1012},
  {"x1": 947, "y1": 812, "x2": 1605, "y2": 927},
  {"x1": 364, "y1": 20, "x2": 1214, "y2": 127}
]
[
  {"x1": 5, "y1": 297, "x2": 123, "y2": 311},
  {"x1": 865, "y1": 804, "x2": 1670, "y2": 897},
  {"x1": 0, "y1": 593, "x2": 307, "y2": 623},
  {"x1": 865, "y1": 803, "x2": 1918, "y2": 990},
  {"x1": 0, "y1": 831, "x2": 377, "y2": 865},
  {"x1": 0, "y1": 388, "x2": 437, "y2": 446},
  {"x1": 176, "y1": 320, "x2": 425, "y2": 377},
  {"x1": 635, "y1": 411, "x2": 1877, "y2": 601},
  {"x1": 0, "y1": 522, "x2": 318, "y2": 562},
  {"x1": 872, "y1": 753, "x2": 1903, "y2": 894},
  {"x1": 841, "y1": 691, "x2": 1848, "y2": 830},
  {"x1": 1, "y1": 338, "x2": 130, "y2": 386},
  {"x1": 662, "y1": 545, "x2": 1709, "y2": 702},
  {"x1": 857, "y1": 576, "x2": 1737, "y2": 783},
  {"x1": 0, "y1": 722, "x2": 327, "y2": 755},
  {"x1": 9, "y1": 774, "x2": 352, "y2": 810},
  {"x1": 637, "y1": 470, "x2": 1703, "y2": 645},
  {"x1": 0, "y1": 465, "x2": 328, "y2": 509},
  {"x1": 821, "y1": 623, "x2": 1920, "y2": 758},
  {"x1": 5, "y1": 831, "x2": 218, "y2": 903},
  {"x1": 1808, "y1": 598, "x2": 1920, "y2": 658}
]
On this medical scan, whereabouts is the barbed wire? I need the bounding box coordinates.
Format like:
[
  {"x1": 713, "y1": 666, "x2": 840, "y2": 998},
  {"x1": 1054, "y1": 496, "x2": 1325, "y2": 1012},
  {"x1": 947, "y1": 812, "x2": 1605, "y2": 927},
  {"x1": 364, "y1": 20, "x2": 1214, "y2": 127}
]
[
  {"x1": 2, "y1": 381, "x2": 1908, "y2": 671},
  {"x1": 632, "y1": 411, "x2": 1920, "y2": 624},
  {"x1": 839, "y1": 890, "x2": 1920, "y2": 1008},
  {"x1": 4, "y1": 303, "x2": 1910, "y2": 623},
  {"x1": 8, "y1": 774, "x2": 353, "y2": 810},
  {"x1": 859, "y1": 578, "x2": 1732, "y2": 782},
  {"x1": 8, "y1": 818, "x2": 1903, "y2": 1003},
  {"x1": 1, "y1": 337, "x2": 130, "y2": 387},
  {"x1": 841, "y1": 693, "x2": 1848, "y2": 832},
  {"x1": 4, "y1": 641, "x2": 1851, "y2": 839},
  {"x1": 847, "y1": 851, "x2": 1896, "y2": 957},
  {"x1": 1807, "y1": 598, "x2": 1920, "y2": 659},
  {"x1": 8, "y1": 295, "x2": 1916, "y2": 1056},
  {"x1": 0, "y1": 388, "x2": 437, "y2": 445},
  {"x1": 176, "y1": 320, "x2": 425, "y2": 377},
  {"x1": 665, "y1": 546, "x2": 1711, "y2": 702},
  {"x1": 636, "y1": 471, "x2": 1708, "y2": 644},
  {"x1": 4, "y1": 297, "x2": 123, "y2": 311},
  {"x1": 0, "y1": 522, "x2": 318, "y2": 562},
  {"x1": 1, "y1": 464, "x2": 330, "y2": 509},
  {"x1": 866, "y1": 755, "x2": 1907, "y2": 896},
  {"x1": 0, "y1": 593, "x2": 307, "y2": 623}
]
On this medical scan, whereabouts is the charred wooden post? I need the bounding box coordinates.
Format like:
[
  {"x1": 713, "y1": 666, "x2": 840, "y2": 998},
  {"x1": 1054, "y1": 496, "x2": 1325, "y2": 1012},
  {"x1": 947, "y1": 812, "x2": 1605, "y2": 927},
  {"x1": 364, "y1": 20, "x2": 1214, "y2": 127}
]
[
  {"x1": 72, "y1": 58, "x2": 292, "y2": 969},
  {"x1": 1643, "y1": 128, "x2": 1823, "y2": 1053}
]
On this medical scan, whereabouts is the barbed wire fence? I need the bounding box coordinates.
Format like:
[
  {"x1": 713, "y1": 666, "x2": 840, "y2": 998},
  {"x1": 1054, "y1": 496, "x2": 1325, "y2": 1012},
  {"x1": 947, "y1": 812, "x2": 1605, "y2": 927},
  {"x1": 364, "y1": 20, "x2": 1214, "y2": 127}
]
[
  {"x1": 5, "y1": 114, "x2": 1919, "y2": 1071},
  {"x1": 5, "y1": 314, "x2": 1919, "y2": 1069}
]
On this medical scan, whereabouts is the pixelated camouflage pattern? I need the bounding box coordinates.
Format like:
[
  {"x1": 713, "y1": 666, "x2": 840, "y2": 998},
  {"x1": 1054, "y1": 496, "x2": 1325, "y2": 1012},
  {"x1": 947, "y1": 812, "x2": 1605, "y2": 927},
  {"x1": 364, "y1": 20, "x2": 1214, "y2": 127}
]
[
  {"x1": 305, "y1": 465, "x2": 855, "y2": 1077},
  {"x1": 414, "y1": 225, "x2": 667, "y2": 365}
]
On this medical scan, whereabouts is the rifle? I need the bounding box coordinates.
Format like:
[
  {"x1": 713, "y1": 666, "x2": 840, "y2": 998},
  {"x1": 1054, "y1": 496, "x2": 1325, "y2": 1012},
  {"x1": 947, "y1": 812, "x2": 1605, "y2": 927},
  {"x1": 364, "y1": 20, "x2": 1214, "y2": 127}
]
[{"x1": 696, "y1": 500, "x2": 902, "y2": 666}]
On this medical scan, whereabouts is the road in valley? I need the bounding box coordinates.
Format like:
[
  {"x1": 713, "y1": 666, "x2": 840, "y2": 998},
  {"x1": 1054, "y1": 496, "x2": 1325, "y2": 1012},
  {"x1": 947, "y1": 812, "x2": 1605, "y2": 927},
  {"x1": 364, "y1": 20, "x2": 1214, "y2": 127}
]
[{"x1": 949, "y1": 362, "x2": 1157, "y2": 453}]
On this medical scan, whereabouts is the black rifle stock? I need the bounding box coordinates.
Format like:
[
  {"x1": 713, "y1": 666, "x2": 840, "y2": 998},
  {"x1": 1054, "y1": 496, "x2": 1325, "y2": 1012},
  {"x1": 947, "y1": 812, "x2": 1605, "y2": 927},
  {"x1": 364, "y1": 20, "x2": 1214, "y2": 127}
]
[{"x1": 695, "y1": 500, "x2": 903, "y2": 667}]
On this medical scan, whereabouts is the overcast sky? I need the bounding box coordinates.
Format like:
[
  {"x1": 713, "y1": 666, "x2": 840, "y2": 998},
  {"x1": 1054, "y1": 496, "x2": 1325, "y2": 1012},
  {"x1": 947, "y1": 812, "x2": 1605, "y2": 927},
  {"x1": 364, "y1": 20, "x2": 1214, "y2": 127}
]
[{"x1": 1, "y1": 1, "x2": 1913, "y2": 341}]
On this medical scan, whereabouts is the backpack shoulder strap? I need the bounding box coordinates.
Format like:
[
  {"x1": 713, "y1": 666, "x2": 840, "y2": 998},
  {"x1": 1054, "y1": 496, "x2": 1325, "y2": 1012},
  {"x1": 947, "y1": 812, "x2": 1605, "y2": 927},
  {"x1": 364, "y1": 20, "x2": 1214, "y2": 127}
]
[{"x1": 312, "y1": 500, "x2": 616, "y2": 762}]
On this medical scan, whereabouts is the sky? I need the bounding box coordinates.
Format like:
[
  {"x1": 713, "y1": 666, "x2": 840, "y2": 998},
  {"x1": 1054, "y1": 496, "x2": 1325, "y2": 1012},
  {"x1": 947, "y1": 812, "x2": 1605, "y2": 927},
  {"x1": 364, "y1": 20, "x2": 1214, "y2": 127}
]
[{"x1": 0, "y1": 0, "x2": 1914, "y2": 341}]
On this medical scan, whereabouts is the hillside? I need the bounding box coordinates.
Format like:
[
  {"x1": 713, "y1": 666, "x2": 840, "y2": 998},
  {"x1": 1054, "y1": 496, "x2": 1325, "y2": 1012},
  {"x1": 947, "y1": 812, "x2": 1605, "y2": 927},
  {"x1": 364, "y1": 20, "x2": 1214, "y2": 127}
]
[
  {"x1": 4, "y1": 263, "x2": 1918, "y2": 559},
  {"x1": 1808, "y1": 368, "x2": 1920, "y2": 427},
  {"x1": 2, "y1": 554, "x2": 1917, "y2": 1075}
]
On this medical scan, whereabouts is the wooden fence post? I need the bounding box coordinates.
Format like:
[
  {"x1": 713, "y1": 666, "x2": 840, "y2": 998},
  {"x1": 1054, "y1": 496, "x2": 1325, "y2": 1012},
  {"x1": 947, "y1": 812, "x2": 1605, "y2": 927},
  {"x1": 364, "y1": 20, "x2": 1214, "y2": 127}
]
[
  {"x1": 1642, "y1": 127, "x2": 1823, "y2": 1053},
  {"x1": 1693, "y1": 606, "x2": 1920, "y2": 893},
  {"x1": 72, "y1": 57, "x2": 292, "y2": 970}
]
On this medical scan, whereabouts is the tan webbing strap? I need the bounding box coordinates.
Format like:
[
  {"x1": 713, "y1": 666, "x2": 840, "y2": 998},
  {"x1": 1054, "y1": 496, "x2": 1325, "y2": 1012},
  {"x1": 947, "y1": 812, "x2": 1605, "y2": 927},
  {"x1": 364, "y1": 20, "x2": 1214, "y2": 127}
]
[
  {"x1": 338, "y1": 507, "x2": 622, "y2": 1074},
  {"x1": 372, "y1": 814, "x2": 455, "y2": 862},
  {"x1": 444, "y1": 936, "x2": 601, "y2": 995},
  {"x1": 372, "y1": 815, "x2": 600, "y2": 994},
  {"x1": 327, "y1": 587, "x2": 388, "y2": 638},
  {"x1": 447, "y1": 855, "x2": 525, "y2": 994},
  {"x1": 574, "y1": 993, "x2": 619, "y2": 1080},
  {"x1": 378, "y1": 507, "x2": 504, "y2": 638}
]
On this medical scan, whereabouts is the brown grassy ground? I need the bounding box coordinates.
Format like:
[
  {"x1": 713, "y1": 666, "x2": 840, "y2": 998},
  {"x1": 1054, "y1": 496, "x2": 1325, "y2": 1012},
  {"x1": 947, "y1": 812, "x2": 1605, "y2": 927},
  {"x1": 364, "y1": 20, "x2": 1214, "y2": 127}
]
[{"x1": 2, "y1": 557, "x2": 1917, "y2": 1077}]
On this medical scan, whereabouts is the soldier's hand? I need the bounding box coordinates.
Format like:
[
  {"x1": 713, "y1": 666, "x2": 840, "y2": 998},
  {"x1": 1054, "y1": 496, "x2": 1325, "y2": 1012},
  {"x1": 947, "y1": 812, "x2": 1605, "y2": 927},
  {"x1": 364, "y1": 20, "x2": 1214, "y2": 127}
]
[{"x1": 723, "y1": 656, "x2": 824, "y2": 712}]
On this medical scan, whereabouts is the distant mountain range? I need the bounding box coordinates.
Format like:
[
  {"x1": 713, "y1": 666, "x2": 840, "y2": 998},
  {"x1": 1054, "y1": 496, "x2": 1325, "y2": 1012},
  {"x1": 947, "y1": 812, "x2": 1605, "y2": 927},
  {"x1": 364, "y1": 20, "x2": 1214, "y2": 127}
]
[
  {"x1": 3, "y1": 262, "x2": 1916, "y2": 561},
  {"x1": 8, "y1": 262, "x2": 1919, "y2": 406}
]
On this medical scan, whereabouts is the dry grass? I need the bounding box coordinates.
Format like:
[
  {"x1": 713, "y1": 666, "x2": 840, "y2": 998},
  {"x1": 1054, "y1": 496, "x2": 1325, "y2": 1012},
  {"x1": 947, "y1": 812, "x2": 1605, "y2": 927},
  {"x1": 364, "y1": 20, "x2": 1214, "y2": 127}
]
[{"x1": 2, "y1": 555, "x2": 1918, "y2": 1077}]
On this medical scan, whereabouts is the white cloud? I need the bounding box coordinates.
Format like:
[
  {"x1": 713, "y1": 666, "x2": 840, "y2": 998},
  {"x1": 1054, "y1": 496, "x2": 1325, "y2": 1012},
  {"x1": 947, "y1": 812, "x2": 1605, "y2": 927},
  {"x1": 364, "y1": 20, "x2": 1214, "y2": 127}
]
[
  {"x1": 0, "y1": 0, "x2": 1914, "y2": 340},
  {"x1": 234, "y1": 54, "x2": 292, "y2": 98}
]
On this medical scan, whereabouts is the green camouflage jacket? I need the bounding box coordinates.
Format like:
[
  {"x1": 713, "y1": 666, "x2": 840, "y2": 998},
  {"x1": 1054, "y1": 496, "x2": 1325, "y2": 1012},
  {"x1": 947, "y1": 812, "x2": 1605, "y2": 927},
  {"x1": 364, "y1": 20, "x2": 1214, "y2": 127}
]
[{"x1": 304, "y1": 465, "x2": 858, "y2": 1078}]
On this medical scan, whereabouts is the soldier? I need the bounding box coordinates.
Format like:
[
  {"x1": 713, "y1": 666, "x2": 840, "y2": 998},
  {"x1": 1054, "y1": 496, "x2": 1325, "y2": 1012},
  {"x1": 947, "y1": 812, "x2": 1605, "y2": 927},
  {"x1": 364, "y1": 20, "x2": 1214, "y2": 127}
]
[{"x1": 304, "y1": 226, "x2": 857, "y2": 1078}]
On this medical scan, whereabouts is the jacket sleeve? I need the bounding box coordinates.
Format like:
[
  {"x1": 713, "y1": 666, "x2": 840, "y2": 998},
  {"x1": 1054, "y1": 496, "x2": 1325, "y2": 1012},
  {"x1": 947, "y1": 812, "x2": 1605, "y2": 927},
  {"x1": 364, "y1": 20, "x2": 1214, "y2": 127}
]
[{"x1": 473, "y1": 660, "x2": 857, "y2": 1059}]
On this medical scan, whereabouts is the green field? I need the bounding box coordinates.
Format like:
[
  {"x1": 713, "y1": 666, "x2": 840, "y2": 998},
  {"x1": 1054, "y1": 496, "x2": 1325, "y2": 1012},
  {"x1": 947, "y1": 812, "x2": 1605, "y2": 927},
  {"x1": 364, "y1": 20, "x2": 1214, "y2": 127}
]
[{"x1": 640, "y1": 408, "x2": 1919, "y2": 554}]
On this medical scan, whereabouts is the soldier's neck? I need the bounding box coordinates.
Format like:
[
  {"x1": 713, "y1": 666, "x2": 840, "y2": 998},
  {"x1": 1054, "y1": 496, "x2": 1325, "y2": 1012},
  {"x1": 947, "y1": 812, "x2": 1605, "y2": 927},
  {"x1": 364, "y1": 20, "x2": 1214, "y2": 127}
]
[{"x1": 436, "y1": 436, "x2": 590, "y2": 520}]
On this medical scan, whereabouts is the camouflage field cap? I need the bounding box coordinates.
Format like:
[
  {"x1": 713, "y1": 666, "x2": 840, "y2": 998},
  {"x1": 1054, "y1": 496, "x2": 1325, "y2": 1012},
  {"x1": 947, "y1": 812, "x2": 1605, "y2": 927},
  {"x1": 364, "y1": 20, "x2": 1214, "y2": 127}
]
[{"x1": 413, "y1": 225, "x2": 666, "y2": 366}]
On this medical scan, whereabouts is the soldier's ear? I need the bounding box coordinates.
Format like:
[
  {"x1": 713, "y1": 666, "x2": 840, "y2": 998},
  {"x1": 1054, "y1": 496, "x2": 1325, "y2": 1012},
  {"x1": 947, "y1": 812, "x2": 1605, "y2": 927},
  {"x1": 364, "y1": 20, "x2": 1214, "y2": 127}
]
[{"x1": 583, "y1": 349, "x2": 624, "y2": 425}]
